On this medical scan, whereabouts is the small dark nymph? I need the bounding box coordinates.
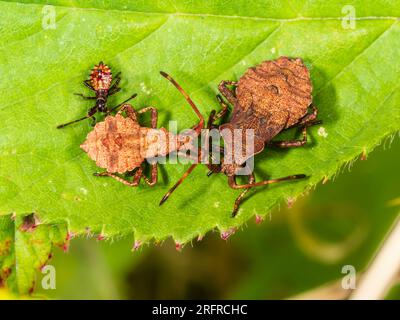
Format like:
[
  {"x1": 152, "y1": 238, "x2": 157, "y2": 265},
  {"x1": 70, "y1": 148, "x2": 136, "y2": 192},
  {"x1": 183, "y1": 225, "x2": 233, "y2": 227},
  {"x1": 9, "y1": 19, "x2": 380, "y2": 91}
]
[{"x1": 57, "y1": 61, "x2": 136, "y2": 128}]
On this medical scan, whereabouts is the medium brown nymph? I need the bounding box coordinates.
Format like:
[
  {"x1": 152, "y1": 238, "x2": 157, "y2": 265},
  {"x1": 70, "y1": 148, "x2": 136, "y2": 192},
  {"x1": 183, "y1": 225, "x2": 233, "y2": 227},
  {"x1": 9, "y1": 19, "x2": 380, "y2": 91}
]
[{"x1": 81, "y1": 72, "x2": 204, "y2": 187}]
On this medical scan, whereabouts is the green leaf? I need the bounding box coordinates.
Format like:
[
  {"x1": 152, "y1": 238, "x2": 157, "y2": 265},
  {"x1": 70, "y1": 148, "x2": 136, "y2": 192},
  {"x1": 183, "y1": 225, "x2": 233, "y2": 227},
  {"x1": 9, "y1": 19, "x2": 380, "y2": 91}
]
[
  {"x1": 0, "y1": 214, "x2": 67, "y2": 294},
  {"x1": 0, "y1": 215, "x2": 15, "y2": 292},
  {"x1": 0, "y1": 0, "x2": 399, "y2": 249}
]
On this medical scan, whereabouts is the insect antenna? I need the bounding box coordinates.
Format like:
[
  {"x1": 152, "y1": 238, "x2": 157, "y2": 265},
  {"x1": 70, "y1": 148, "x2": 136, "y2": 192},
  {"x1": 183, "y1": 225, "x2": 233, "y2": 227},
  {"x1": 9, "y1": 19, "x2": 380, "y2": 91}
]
[
  {"x1": 159, "y1": 163, "x2": 198, "y2": 206},
  {"x1": 108, "y1": 93, "x2": 138, "y2": 113},
  {"x1": 159, "y1": 72, "x2": 206, "y2": 205},
  {"x1": 160, "y1": 71, "x2": 204, "y2": 133},
  {"x1": 56, "y1": 114, "x2": 94, "y2": 129}
]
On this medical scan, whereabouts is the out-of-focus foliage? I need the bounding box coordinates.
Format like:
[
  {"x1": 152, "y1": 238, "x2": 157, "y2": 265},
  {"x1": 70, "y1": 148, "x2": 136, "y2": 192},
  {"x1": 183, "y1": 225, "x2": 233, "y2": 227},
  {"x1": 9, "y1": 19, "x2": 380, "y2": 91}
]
[
  {"x1": 386, "y1": 283, "x2": 400, "y2": 300},
  {"x1": 0, "y1": 214, "x2": 67, "y2": 295}
]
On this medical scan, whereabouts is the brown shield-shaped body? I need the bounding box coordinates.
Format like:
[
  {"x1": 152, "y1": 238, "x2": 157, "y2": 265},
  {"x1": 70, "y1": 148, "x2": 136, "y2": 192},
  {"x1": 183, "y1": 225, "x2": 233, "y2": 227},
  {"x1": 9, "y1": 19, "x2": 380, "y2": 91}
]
[
  {"x1": 80, "y1": 114, "x2": 176, "y2": 174},
  {"x1": 220, "y1": 56, "x2": 313, "y2": 160}
]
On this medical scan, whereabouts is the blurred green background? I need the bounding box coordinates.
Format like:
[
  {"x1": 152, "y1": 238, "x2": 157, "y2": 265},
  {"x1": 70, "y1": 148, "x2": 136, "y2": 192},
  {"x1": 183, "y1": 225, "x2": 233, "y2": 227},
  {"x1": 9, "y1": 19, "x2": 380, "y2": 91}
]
[{"x1": 35, "y1": 136, "x2": 400, "y2": 299}]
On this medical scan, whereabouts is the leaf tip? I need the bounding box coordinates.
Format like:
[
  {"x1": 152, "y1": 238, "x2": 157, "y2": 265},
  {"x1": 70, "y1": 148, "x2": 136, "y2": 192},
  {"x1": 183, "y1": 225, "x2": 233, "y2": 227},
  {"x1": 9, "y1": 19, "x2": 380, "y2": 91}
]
[
  {"x1": 175, "y1": 242, "x2": 183, "y2": 251},
  {"x1": 20, "y1": 213, "x2": 40, "y2": 232},
  {"x1": 287, "y1": 197, "x2": 296, "y2": 209},
  {"x1": 66, "y1": 231, "x2": 75, "y2": 241},
  {"x1": 132, "y1": 240, "x2": 142, "y2": 251},
  {"x1": 220, "y1": 227, "x2": 237, "y2": 241},
  {"x1": 97, "y1": 234, "x2": 106, "y2": 241},
  {"x1": 255, "y1": 215, "x2": 264, "y2": 224},
  {"x1": 62, "y1": 232, "x2": 75, "y2": 252},
  {"x1": 361, "y1": 148, "x2": 368, "y2": 161}
]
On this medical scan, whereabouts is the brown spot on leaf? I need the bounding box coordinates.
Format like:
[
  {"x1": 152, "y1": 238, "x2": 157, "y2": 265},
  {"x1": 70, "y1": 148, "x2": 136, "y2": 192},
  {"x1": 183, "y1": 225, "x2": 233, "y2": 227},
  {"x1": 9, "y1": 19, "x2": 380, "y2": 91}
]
[{"x1": 20, "y1": 213, "x2": 40, "y2": 232}]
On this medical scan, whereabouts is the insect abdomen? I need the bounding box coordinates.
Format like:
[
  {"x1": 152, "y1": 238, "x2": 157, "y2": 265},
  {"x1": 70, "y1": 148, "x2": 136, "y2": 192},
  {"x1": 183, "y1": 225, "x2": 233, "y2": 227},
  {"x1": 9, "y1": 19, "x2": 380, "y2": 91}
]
[
  {"x1": 90, "y1": 62, "x2": 112, "y2": 91},
  {"x1": 81, "y1": 115, "x2": 143, "y2": 173},
  {"x1": 236, "y1": 57, "x2": 312, "y2": 128}
]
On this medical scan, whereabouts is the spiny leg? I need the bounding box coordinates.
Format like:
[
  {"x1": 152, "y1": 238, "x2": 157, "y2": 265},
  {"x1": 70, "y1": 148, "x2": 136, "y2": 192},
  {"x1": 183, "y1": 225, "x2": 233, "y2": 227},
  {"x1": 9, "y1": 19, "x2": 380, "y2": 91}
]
[
  {"x1": 116, "y1": 104, "x2": 137, "y2": 119},
  {"x1": 218, "y1": 80, "x2": 238, "y2": 105},
  {"x1": 130, "y1": 164, "x2": 158, "y2": 187},
  {"x1": 232, "y1": 174, "x2": 255, "y2": 217},
  {"x1": 142, "y1": 163, "x2": 158, "y2": 186},
  {"x1": 206, "y1": 95, "x2": 229, "y2": 129},
  {"x1": 269, "y1": 127, "x2": 308, "y2": 148},
  {"x1": 228, "y1": 173, "x2": 306, "y2": 189},
  {"x1": 57, "y1": 106, "x2": 97, "y2": 129},
  {"x1": 289, "y1": 105, "x2": 321, "y2": 129},
  {"x1": 270, "y1": 105, "x2": 321, "y2": 148},
  {"x1": 214, "y1": 95, "x2": 229, "y2": 121},
  {"x1": 94, "y1": 167, "x2": 143, "y2": 187},
  {"x1": 207, "y1": 164, "x2": 221, "y2": 177}
]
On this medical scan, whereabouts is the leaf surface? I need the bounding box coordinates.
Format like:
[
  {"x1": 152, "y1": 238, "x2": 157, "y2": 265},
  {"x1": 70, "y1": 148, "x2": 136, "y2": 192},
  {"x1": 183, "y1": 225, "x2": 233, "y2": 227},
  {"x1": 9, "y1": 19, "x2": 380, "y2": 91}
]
[{"x1": 0, "y1": 0, "x2": 399, "y2": 247}]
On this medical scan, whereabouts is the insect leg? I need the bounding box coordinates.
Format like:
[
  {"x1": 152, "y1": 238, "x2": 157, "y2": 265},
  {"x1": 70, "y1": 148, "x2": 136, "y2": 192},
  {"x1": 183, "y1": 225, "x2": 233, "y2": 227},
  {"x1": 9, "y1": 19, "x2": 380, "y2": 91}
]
[
  {"x1": 272, "y1": 105, "x2": 321, "y2": 147},
  {"x1": 116, "y1": 104, "x2": 136, "y2": 116},
  {"x1": 214, "y1": 95, "x2": 229, "y2": 120},
  {"x1": 206, "y1": 94, "x2": 229, "y2": 128},
  {"x1": 134, "y1": 104, "x2": 158, "y2": 187},
  {"x1": 112, "y1": 71, "x2": 121, "y2": 84},
  {"x1": 290, "y1": 105, "x2": 321, "y2": 129},
  {"x1": 138, "y1": 107, "x2": 158, "y2": 128},
  {"x1": 207, "y1": 110, "x2": 217, "y2": 129},
  {"x1": 218, "y1": 80, "x2": 238, "y2": 105},
  {"x1": 116, "y1": 104, "x2": 140, "y2": 124},
  {"x1": 83, "y1": 80, "x2": 94, "y2": 90},
  {"x1": 108, "y1": 93, "x2": 138, "y2": 113},
  {"x1": 142, "y1": 163, "x2": 158, "y2": 186},
  {"x1": 269, "y1": 127, "x2": 308, "y2": 148},
  {"x1": 56, "y1": 106, "x2": 97, "y2": 129},
  {"x1": 74, "y1": 93, "x2": 96, "y2": 100},
  {"x1": 159, "y1": 163, "x2": 198, "y2": 206},
  {"x1": 94, "y1": 168, "x2": 143, "y2": 187},
  {"x1": 108, "y1": 86, "x2": 121, "y2": 96},
  {"x1": 206, "y1": 164, "x2": 222, "y2": 177},
  {"x1": 232, "y1": 174, "x2": 255, "y2": 217},
  {"x1": 159, "y1": 71, "x2": 204, "y2": 133},
  {"x1": 228, "y1": 174, "x2": 306, "y2": 189},
  {"x1": 108, "y1": 73, "x2": 122, "y2": 95}
]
